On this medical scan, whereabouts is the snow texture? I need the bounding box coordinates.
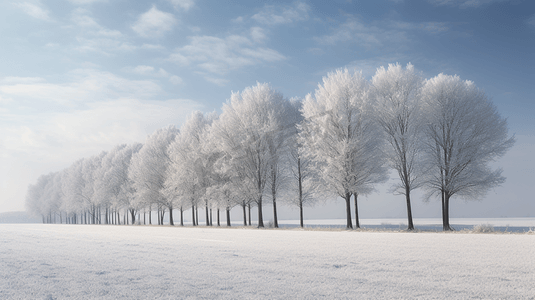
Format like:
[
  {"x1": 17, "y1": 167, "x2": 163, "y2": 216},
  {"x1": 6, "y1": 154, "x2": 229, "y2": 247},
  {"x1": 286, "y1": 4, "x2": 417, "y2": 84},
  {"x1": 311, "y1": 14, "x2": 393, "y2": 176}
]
[{"x1": 1, "y1": 224, "x2": 534, "y2": 299}]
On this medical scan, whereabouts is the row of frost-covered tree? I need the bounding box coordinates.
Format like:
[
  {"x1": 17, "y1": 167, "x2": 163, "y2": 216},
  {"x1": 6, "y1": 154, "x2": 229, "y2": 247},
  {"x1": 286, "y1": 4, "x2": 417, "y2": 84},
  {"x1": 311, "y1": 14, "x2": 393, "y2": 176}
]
[{"x1": 26, "y1": 63, "x2": 514, "y2": 231}]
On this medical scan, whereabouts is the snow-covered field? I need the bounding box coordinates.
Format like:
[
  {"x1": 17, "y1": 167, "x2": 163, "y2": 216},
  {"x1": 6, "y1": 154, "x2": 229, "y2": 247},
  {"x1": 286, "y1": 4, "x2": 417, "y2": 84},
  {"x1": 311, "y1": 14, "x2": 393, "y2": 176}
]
[
  {"x1": 279, "y1": 217, "x2": 535, "y2": 232},
  {"x1": 1, "y1": 224, "x2": 534, "y2": 299}
]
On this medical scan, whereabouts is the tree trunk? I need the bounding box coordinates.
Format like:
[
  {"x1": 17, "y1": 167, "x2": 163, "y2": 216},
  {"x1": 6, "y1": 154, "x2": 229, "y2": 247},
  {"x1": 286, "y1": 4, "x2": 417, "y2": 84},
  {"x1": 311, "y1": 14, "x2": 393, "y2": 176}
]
[
  {"x1": 443, "y1": 192, "x2": 452, "y2": 231},
  {"x1": 405, "y1": 187, "x2": 414, "y2": 230},
  {"x1": 205, "y1": 205, "x2": 209, "y2": 226},
  {"x1": 272, "y1": 195, "x2": 278, "y2": 228},
  {"x1": 299, "y1": 201, "x2": 304, "y2": 228},
  {"x1": 192, "y1": 205, "x2": 196, "y2": 226},
  {"x1": 257, "y1": 196, "x2": 264, "y2": 228},
  {"x1": 169, "y1": 206, "x2": 174, "y2": 226},
  {"x1": 248, "y1": 203, "x2": 252, "y2": 226},
  {"x1": 180, "y1": 207, "x2": 184, "y2": 226},
  {"x1": 242, "y1": 203, "x2": 247, "y2": 226},
  {"x1": 216, "y1": 209, "x2": 220, "y2": 226},
  {"x1": 353, "y1": 193, "x2": 360, "y2": 229},
  {"x1": 344, "y1": 193, "x2": 353, "y2": 229},
  {"x1": 160, "y1": 208, "x2": 165, "y2": 225},
  {"x1": 227, "y1": 208, "x2": 231, "y2": 227},
  {"x1": 195, "y1": 206, "x2": 199, "y2": 226},
  {"x1": 130, "y1": 209, "x2": 136, "y2": 225},
  {"x1": 298, "y1": 159, "x2": 304, "y2": 228},
  {"x1": 210, "y1": 208, "x2": 213, "y2": 226}
]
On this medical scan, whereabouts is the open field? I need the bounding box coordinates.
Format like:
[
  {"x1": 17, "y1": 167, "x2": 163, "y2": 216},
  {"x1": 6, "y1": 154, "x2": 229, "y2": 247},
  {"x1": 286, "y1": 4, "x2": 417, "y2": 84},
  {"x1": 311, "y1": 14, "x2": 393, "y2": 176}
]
[{"x1": 1, "y1": 224, "x2": 534, "y2": 299}]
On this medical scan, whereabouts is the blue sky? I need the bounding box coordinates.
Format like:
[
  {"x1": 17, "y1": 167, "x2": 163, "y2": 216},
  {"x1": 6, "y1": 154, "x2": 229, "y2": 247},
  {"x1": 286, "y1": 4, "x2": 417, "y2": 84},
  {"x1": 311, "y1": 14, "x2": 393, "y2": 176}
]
[{"x1": 1, "y1": 0, "x2": 534, "y2": 219}]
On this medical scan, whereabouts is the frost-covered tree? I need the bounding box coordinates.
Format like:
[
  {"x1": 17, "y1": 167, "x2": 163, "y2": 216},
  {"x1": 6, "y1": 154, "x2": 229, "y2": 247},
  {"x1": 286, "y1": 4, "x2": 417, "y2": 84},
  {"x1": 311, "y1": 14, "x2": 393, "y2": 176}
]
[
  {"x1": 129, "y1": 126, "x2": 178, "y2": 225},
  {"x1": 25, "y1": 172, "x2": 58, "y2": 223},
  {"x1": 165, "y1": 111, "x2": 216, "y2": 226},
  {"x1": 421, "y1": 74, "x2": 515, "y2": 231},
  {"x1": 95, "y1": 143, "x2": 142, "y2": 224},
  {"x1": 300, "y1": 69, "x2": 388, "y2": 229},
  {"x1": 373, "y1": 63, "x2": 425, "y2": 230},
  {"x1": 284, "y1": 98, "x2": 324, "y2": 227},
  {"x1": 62, "y1": 154, "x2": 106, "y2": 225},
  {"x1": 212, "y1": 83, "x2": 287, "y2": 228}
]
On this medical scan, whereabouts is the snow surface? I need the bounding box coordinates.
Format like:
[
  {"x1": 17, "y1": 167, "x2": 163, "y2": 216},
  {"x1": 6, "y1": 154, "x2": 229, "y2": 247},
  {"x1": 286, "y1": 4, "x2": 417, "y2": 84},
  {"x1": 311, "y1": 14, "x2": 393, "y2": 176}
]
[
  {"x1": 278, "y1": 217, "x2": 535, "y2": 232},
  {"x1": 1, "y1": 224, "x2": 534, "y2": 299}
]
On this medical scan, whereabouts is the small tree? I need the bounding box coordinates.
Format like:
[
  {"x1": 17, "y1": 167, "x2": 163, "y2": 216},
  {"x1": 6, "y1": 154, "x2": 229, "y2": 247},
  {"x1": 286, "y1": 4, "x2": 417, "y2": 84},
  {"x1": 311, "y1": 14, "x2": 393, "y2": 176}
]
[{"x1": 421, "y1": 74, "x2": 515, "y2": 231}]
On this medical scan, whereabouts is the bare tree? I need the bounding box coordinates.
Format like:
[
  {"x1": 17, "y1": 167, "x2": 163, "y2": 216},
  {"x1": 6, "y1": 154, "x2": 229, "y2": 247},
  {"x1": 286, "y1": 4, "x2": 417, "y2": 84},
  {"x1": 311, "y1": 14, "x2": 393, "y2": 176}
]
[{"x1": 421, "y1": 74, "x2": 515, "y2": 231}]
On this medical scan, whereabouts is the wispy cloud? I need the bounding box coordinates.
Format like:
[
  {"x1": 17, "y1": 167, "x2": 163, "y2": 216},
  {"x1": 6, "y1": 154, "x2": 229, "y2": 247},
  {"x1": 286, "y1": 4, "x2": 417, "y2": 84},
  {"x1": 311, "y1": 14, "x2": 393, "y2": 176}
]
[
  {"x1": 427, "y1": 0, "x2": 511, "y2": 8},
  {"x1": 126, "y1": 65, "x2": 183, "y2": 85},
  {"x1": 69, "y1": 8, "x2": 134, "y2": 54},
  {"x1": 0, "y1": 70, "x2": 200, "y2": 161},
  {"x1": 391, "y1": 21, "x2": 449, "y2": 34},
  {"x1": 527, "y1": 14, "x2": 535, "y2": 28},
  {"x1": 169, "y1": 34, "x2": 285, "y2": 85},
  {"x1": 252, "y1": 2, "x2": 310, "y2": 25},
  {"x1": 15, "y1": 1, "x2": 53, "y2": 22},
  {"x1": 132, "y1": 5, "x2": 177, "y2": 38},
  {"x1": 250, "y1": 27, "x2": 268, "y2": 43},
  {"x1": 167, "y1": 0, "x2": 196, "y2": 11},
  {"x1": 314, "y1": 17, "x2": 408, "y2": 49},
  {"x1": 0, "y1": 69, "x2": 161, "y2": 106},
  {"x1": 67, "y1": 0, "x2": 108, "y2": 4}
]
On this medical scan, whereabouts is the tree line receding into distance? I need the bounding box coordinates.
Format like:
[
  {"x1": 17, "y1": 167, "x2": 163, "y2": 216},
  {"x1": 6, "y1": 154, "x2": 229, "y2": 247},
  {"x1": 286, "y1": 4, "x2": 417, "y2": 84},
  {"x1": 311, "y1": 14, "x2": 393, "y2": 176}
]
[{"x1": 25, "y1": 63, "x2": 515, "y2": 231}]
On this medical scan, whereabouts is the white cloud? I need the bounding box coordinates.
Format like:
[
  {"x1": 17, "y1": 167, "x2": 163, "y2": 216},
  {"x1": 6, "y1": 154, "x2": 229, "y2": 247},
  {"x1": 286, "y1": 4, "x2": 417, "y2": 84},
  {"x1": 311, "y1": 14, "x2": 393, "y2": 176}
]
[
  {"x1": 132, "y1": 6, "x2": 177, "y2": 38},
  {"x1": 204, "y1": 77, "x2": 229, "y2": 87},
  {"x1": 169, "y1": 34, "x2": 285, "y2": 81},
  {"x1": 141, "y1": 43, "x2": 165, "y2": 50},
  {"x1": 69, "y1": 8, "x2": 131, "y2": 54},
  {"x1": 0, "y1": 69, "x2": 161, "y2": 106},
  {"x1": 250, "y1": 27, "x2": 267, "y2": 43},
  {"x1": 132, "y1": 65, "x2": 155, "y2": 75},
  {"x1": 169, "y1": 75, "x2": 183, "y2": 85},
  {"x1": 1, "y1": 77, "x2": 46, "y2": 85},
  {"x1": 252, "y1": 2, "x2": 310, "y2": 25},
  {"x1": 167, "y1": 0, "x2": 195, "y2": 11},
  {"x1": 74, "y1": 37, "x2": 136, "y2": 54},
  {"x1": 0, "y1": 69, "x2": 202, "y2": 213},
  {"x1": 231, "y1": 16, "x2": 244, "y2": 23},
  {"x1": 127, "y1": 66, "x2": 181, "y2": 84},
  {"x1": 16, "y1": 1, "x2": 53, "y2": 22}
]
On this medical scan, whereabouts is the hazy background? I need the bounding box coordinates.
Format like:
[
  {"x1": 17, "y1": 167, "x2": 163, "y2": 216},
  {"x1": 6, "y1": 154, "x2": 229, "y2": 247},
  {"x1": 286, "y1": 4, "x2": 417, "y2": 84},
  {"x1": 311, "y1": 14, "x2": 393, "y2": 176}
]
[{"x1": 1, "y1": 0, "x2": 533, "y2": 219}]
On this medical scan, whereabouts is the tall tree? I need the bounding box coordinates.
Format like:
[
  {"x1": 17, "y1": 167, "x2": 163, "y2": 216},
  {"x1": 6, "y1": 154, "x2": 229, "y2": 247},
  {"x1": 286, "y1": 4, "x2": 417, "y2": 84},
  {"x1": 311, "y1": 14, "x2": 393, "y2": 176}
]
[
  {"x1": 300, "y1": 69, "x2": 388, "y2": 229},
  {"x1": 421, "y1": 74, "x2": 515, "y2": 231},
  {"x1": 284, "y1": 98, "x2": 324, "y2": 228},
  {"x1": 165, "y1": 111, "x2": 215, "y2": 226},
  {"x1": 129, "y1": 126, "x2": 178, "y2": 225},
  {"x1": 373, "y1": 63, "x2": 425, "y2": 230},
  {"x1": 212, "y1": 83, "x2": 287, "y2": 228}
]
